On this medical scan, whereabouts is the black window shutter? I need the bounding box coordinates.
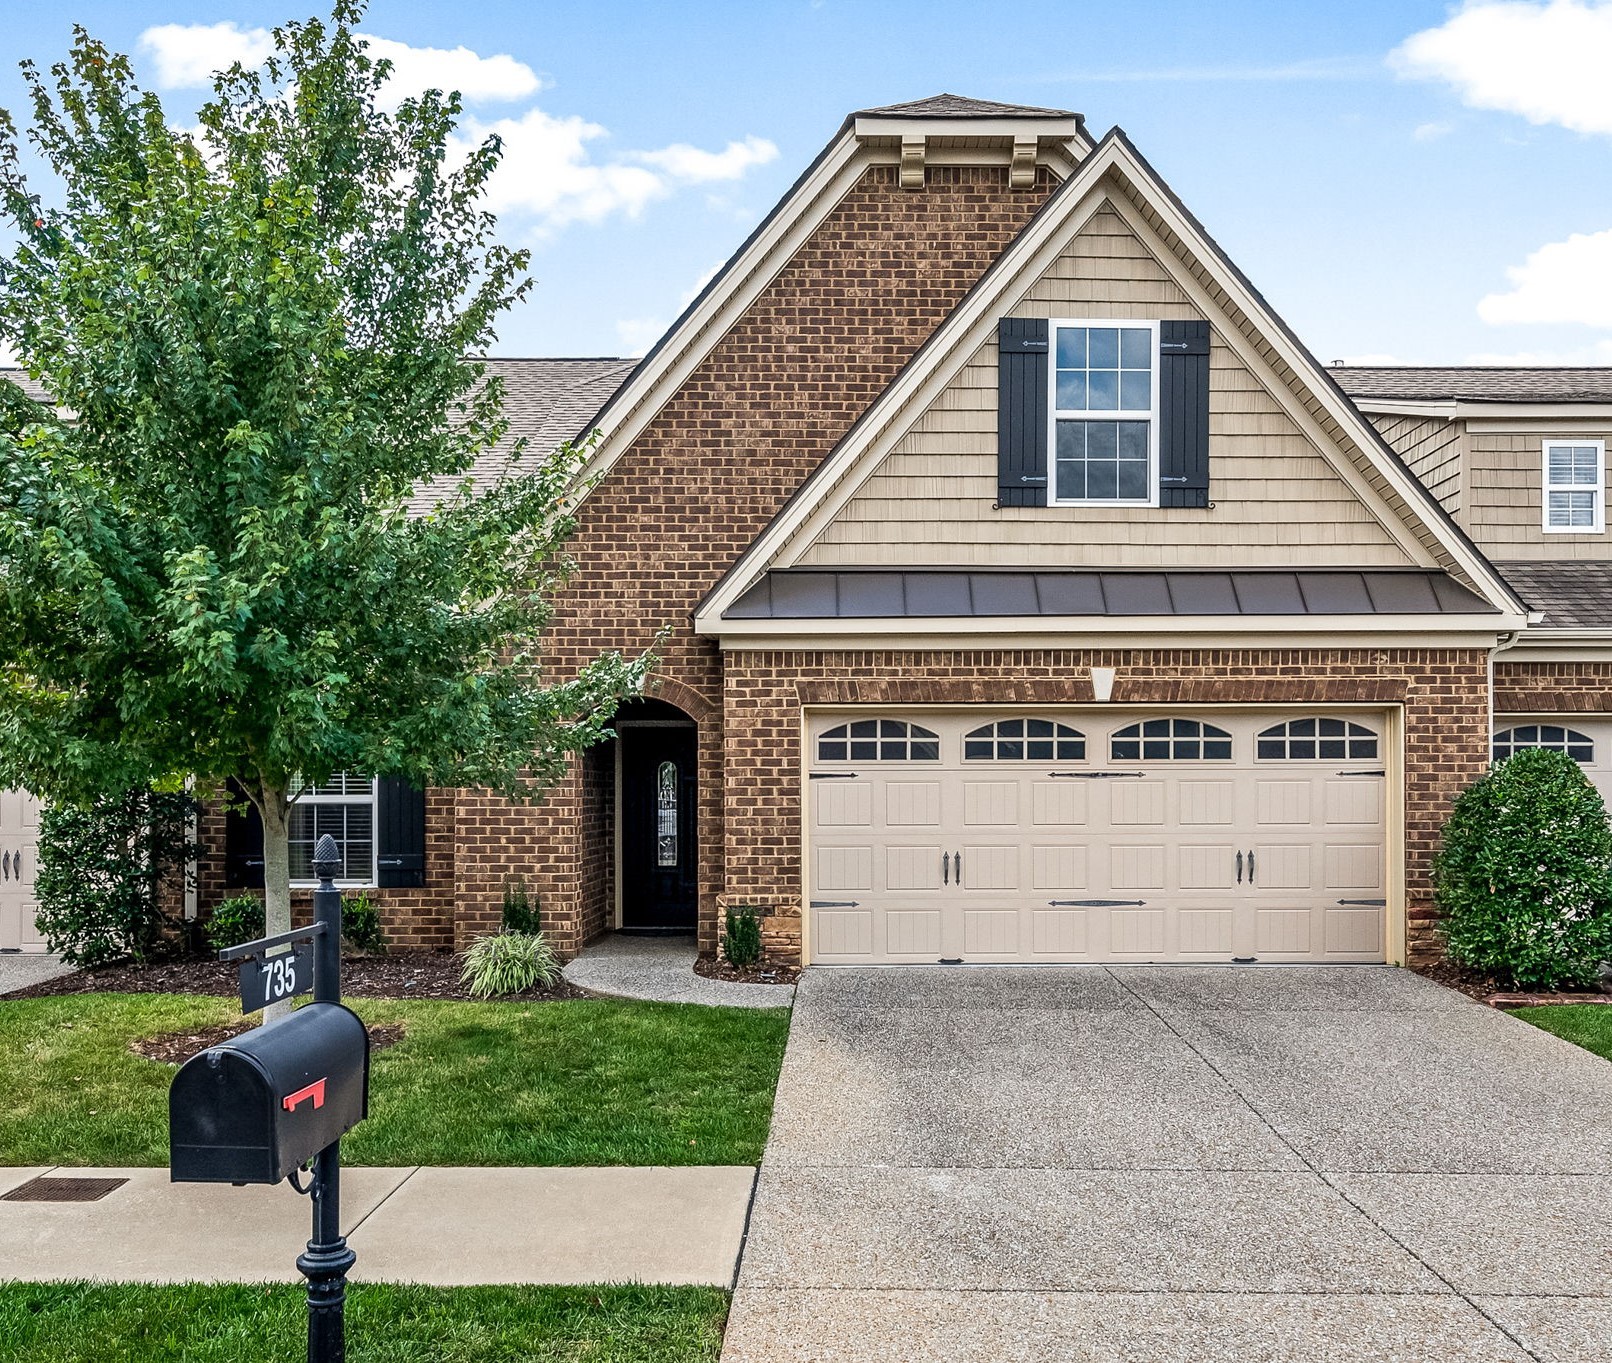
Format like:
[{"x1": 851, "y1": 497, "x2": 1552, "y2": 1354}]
[
  {"x1": 375, "y1": 778, "x2": 426, "y2": 888},
  {"x1": 223, "y1": 783, "x2": 265, "y2": 889},
  {"x1": 997, "y1": 317, "x2": 1049, "y2": 507},
  {"x1": 1157, "y1": 319, "x2": 1211, "y2": 509}
]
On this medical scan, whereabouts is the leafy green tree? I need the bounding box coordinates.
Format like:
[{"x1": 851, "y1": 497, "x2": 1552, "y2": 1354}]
[
  {"x1": 1435, "y1": 747, "x2": 1612, "y2": 990},
  {"x1": 0, "y1": 4, "x2": 645, "y2": 975}
]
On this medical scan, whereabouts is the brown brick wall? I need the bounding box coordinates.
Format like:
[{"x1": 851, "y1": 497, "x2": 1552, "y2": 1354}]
[
  {"x1": 723, "y1": 648, "x2": 1493, "y2": 964},
  {"x1": 1494, "y1": 659, "x2": 1612, "y2": 714}
]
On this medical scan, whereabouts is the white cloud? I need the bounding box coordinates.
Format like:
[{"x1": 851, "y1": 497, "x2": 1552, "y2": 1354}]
[
  {"x1": 1391, "y1": 1, "x2": 1612, "y2": 135},
  {"x1": 615, "y1": 317, "x2": 666, "y2": 355},
  {"x1": 1479, "y1": 227, "x2": 1612, "y2": 325},
  {"x1": 0, "y1": 339, "x2": 19, "y2": 368},
  {"x1": 1412, "y1": 120, "x2": 1455, "y2": 141},
  {"x1": 1333, "y1": 352, "x2": 1412, "y2": 366},
  {"x1": 138, "y1": 22, "x2": 274, "y2": 88},
  {"x1": 138, "y1": 24, "x2": 541, "y2": 105},
  {"x1": 353, "y1": 35, "x2": 541, "y2": 104},
  {"x1": 632, "y1": 136, "x2": 778, "y2": 183}
]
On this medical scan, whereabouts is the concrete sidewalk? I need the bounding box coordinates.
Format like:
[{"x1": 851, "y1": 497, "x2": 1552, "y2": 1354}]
[{"x1": 0, "y1": 1164, "x2": 754, "y2": 1286}]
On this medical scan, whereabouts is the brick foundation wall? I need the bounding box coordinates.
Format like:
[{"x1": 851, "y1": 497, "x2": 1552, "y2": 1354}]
[
  {"x1": 723, "y1": 647, "x2": 1493, "y2": 965},
  {"x1": 1494, "y1": 659, "x2": 1612, "y2": 713}
]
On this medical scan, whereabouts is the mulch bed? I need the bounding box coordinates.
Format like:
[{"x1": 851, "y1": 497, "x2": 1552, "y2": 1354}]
[
  {"x1": 693, "y1": 954, "x2": 801, "y2": 986},
  {"x1": 131, "y1": 1021, "x2": 408, "y2": 1066},
  {"x1": 1, "y1": 952, "x2": 589, "y2": 1003},
  {"x1": 1410, "y1": 958, "x2": 1612, "y2": 1008}
]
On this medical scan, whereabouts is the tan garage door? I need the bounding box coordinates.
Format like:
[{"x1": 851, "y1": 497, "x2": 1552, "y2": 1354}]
[
  {"x1": 0, "y1": 788, "x2": 45, "y2": 953},
  {"x1": 808, "y1": 711, "x2": 1387, "y2": 965},
  {"x1": 1494, "y1": 716, "x2": 1612, "y2": 804}
]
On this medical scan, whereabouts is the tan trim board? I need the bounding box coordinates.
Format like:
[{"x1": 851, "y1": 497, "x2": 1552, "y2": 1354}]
[{"x1": 715, "y1": 624, "x2": 1512, "y2": 651}]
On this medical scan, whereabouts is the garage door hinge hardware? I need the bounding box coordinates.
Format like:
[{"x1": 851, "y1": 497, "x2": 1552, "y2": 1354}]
[
  {"x1": 1049, "y1": 771, "x2": 1144, "y2": 779},
  {"x1": 1048, "y1": 899, "x2": 1147, "y2": 907},
  {"x1": 809, "y1": 771, "x2": 858, "y2": 779},
  {"x1": 1336, "y1": 769, "x2": 1385, "y2": 777},
  {"x1": 1336, "y1": 898, "x2": 1387, "y2": 906},
  {"x1": 810, "y1": 900, "x2": 861, "y2": 908}
]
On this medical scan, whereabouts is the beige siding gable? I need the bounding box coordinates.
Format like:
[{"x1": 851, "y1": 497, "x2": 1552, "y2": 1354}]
[
  {"x1": 797, "y1": 206, "x2": 1413, "y2": 570},
  {"x1": 1367, "y1": 415, "x2": 1462, "y2": 518},
  {"x1": 1466, "y1": 424, "x2": 1612, "y2": 560}
]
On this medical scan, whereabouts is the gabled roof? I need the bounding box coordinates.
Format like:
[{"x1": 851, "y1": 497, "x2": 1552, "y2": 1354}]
[
  {"x1": 1494, "y1": 561, "x2": 1612, "y2": 629},
  {"x1": 1335, "y1": 367, "x2": 1612, "y2": 403},
  {"x1": 854, "y1": 93, "x2": 1080, "y2": 120},
  {"x1": 692, "y1": 129, "x2": 1528, "y2": 635}
]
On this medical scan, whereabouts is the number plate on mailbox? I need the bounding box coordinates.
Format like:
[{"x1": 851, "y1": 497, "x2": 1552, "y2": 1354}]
[{"x1": 238, "y1": 944, "x2": 315, "y2": 1014}]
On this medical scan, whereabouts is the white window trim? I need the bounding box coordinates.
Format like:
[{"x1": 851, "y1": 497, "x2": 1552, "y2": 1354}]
[
  {"x1": 1047, "y1": 317, "x2": 1161, "y2": 508},
  {"x1": 288, "y1": 775, "x2": 379, "y2": 889},
  {"x1": 1541, "y1": 438, "x2": 1605, "y2": 534}
]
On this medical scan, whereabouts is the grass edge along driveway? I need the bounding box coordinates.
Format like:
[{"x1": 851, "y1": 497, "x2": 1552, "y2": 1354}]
[
  {"x1": 0, "y1": 993, "x2": 790, "y2": 1167},
  {"x1": 1512, "y1": 1002, "x2": 1612, "y2": 1063},
  {"x1": 0, "y1": 1281, "x2": 728, "y2": 1363}
]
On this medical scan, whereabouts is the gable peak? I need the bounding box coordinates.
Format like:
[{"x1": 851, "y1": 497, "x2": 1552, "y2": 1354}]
[{"x1": 854, "y1": 92, "x2": 1081, "y2": 120}]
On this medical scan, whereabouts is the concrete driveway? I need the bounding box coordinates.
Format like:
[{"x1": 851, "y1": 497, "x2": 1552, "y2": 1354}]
[{"x1": 723, "y1": 967, "x2": 1612, "y2": 1363}]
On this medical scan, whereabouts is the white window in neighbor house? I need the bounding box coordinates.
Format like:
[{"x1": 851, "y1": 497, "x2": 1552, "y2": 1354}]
[
  {"x1": 1542, "y1": 439, "x2": 1605, "y2": 533},
  {"x1": 289, "y1": 772, "x2": 376, "y2": 885},
  {"x1": 1050, "y1": 320, "x2": 1159, "y2": 506}
]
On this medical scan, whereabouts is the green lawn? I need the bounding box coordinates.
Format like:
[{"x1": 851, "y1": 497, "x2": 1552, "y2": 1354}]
[
  {"x1": 0, "y1": 993, "x2": 790, "y2": 1167},
  {"x1": 0, "y1": 1282, "x2": 727, "y2": 1363},
  {"x1": 1512, "y1": 1003, "x2": 1612, "y2": 1063}
]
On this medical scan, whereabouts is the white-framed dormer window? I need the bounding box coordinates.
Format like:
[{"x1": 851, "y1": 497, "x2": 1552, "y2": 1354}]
[
  {"x1": 1542, "y1": 439, "x2": 1605, "y2": 533},
  {"x1": 1049, "y1": 319, "x2": 1159, "y2": 506},
  {"x1": 289, "y1": 772, "x2": 377, "y2": 886}
]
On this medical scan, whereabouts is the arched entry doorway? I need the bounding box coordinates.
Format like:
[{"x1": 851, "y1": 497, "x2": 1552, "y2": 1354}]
[{"x1": 615, "y1": 699, "x2": 698, "y2": 931}]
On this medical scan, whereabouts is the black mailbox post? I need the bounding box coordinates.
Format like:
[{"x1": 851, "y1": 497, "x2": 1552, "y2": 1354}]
[
  {"x1": 169, "y1": 833, "x2": 362, "y2": 1363},
  {"x1": 170, "y1": 1002, "x2": 368, "y2": 1185}
]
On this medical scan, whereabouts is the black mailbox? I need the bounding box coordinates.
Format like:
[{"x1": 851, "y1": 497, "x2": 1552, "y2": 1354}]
[{"x1": 170, "y1": 1002, "x2": 369, "y2": 1185}]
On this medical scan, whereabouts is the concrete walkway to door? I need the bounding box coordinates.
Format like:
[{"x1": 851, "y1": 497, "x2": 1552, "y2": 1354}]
[{"x1": 722, "y1": 967, "x2": 1612, "y2": 1363}]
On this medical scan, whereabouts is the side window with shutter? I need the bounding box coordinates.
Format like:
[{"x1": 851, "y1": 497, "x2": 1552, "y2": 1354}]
[{"x1": 997, "y1": 315, "x2": 1211, "y2": 510}]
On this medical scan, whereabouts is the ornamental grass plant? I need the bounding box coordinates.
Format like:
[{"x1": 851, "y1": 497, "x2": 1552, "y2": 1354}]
[{"x1": 459, "y1": 930, "x2": 561, "y2": 998}]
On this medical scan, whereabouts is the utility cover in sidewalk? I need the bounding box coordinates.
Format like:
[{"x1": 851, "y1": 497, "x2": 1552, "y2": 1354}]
[{"x1": 2, "y1": 1176, "x2": 128, "y2": 1203}]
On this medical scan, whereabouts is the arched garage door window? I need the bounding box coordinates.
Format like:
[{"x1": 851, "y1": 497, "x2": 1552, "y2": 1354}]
[
  {"x1": 1256, "y1": 718, "x2": 1379, "y2": 761},
  {"x1": 1493, "y1": 724, "x2": 1594, "y2": 765},
  {"x1": 963, "y1": 719, "x2": 1085, "y2": 761},
  {"x1": 817, "y1": 719, "x2": 940, "y2": 763},
  {"x1": 1110, "y1": 718, "x2": 1232, "y2": 761}
]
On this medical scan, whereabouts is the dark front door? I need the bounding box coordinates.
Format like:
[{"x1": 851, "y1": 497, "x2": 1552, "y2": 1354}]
[{"x1": 620, "y1": 725, "x2": 698, "y2": 930}]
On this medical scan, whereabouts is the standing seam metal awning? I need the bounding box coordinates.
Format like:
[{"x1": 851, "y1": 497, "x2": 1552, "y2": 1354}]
[{"x1": 722, "y1": 569, "x2": 1497, "y2": 619}]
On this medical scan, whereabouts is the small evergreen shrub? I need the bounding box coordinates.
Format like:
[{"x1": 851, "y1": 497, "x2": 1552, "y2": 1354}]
[
  {"x1": 341, "y1": 893, "x2": 386, "y2": 954},
  {"x1": 501, "y1": 876, "x2": 541, "y2": 934},
  {"x1": 459, "y1": 930, "x2": 561, "y2": 998},
  {"x1": 34, "y1": 786, "x2": 198, "y2": 967},
  {"x1": 205, "y1": 894, "x2": 266, "y2": 953},
  {"x1": 1435, "y1": 747, "x2": 1612, "y2": 990},
  {"x1": 723, "y1": 907, "x2": 762, "y2": 968}
]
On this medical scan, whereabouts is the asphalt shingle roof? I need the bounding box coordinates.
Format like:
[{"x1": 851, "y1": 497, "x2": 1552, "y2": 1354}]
[
  {"x1": 1494, "y1": 561, "x2": 1612, "y2": 629},
  {"x1": 853, "y1": 93, "x2": 1079, "y2": 120},
  {"x1": 1334, "y1": 367, "x2": 1612, "y2": 403}
]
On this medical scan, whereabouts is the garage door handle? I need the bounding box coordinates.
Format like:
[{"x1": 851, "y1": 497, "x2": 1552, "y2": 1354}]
[
  {"x1": 1235, "y1": 850, "x2": 1243, "y2": 884},
  {"x1": 810, "y1": 771, "x2": 859, "y2": 780},
  {"x1": 1049, "y1": 771, "x2": 1144, "y2": 779},
  {"x1": 1247, "y1": 850, "x2": 1255, "y2": 885},
  {"x1": 1336, "y1": 769, "x2": 1385, "y2": 777},
  {"x1": 942, "y1": 852, "x2": 949, "y2": 886},
  {"x1": 1, "y1": 850, "x2": 9, "y2": 881},
  {"x1": 1336, "y1": 898, "x2": 1386, "y2": 906},
  {"x1": 953, "y1": 851, "x2": 962, "y2": 884},
  {"x1": 811, "y1": 900, "x2": 861, "y2": 908}
]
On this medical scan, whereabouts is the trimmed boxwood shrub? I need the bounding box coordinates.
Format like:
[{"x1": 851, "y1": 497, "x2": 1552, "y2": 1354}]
[{"x1": 1435, "y1": 747, "x2": 1612, "y2": 990}]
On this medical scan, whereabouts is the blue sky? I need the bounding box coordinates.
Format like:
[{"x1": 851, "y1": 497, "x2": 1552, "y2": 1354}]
[{"x1": 4, "y1": 1, "x2": 1612, "y2": 365}]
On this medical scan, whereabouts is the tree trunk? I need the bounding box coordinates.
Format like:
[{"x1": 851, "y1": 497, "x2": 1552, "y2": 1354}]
[{"x1": 256, "y1": 779, "x2": 294, "y2": 1025}]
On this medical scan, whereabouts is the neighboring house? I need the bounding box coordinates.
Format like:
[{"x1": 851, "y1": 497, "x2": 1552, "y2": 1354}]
[{"x1": 2, "y1": 95, "x2": 1607, "y2": 971}]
